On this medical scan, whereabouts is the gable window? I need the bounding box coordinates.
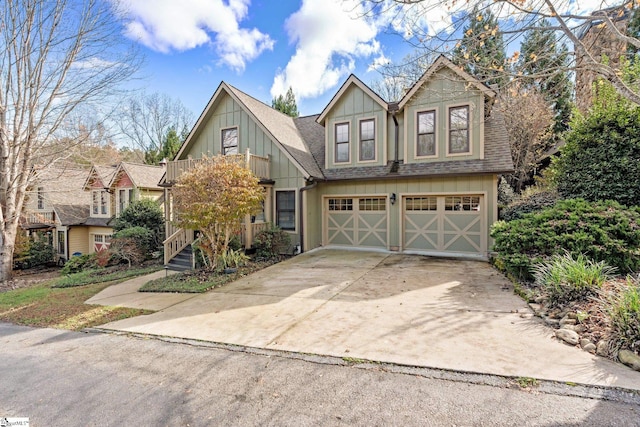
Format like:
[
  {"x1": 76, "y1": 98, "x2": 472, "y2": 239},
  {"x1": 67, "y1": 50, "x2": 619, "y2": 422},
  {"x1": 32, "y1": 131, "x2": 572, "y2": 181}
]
[
  {"x1": 335, "y1": 123, "x2": 350, "y2": 163},
  {"x1": 417, "y1": 111, "x2": 436, "y2": 157},
  {"x1": 92, "y1": 190, "x2": 109, "y2": 216},
  {"x1": 221, "y1": 127, "x2": 238, "y2": 155},
  {"x1": 276, "y1": 190, "x2": 295, "y2": 231},
  {"x1": 37, "y1": 187, "x2": 45, "y2": 210},
  {"x1": 359, "y1": 119, "x2": 375, "y2": 161},
  {"x1": 449, "y1": 106, "x2": 470, "y2": 154},
  {"x1": 118, "y1": 188, "x2": 135, "y2": 214}
]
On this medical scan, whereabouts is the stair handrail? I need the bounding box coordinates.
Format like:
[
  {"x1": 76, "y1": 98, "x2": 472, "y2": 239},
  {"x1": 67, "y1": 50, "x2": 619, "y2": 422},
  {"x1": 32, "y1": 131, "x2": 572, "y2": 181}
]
[{"x1": 163, "y1": 227, "x2": 194, "y2": 265}]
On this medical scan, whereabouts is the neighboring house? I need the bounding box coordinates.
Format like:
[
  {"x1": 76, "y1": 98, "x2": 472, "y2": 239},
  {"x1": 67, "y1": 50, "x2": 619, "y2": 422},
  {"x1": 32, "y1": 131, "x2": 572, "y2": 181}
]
[
  {"x1": 81, "y1": 162, "x2": 165, "y2": 254},
  {"x1": 22, "y1": 166, "x2": 91, "y2": 263},
  {"x1": 162, "y1": 55, "x2": 514, "y2": 267}
]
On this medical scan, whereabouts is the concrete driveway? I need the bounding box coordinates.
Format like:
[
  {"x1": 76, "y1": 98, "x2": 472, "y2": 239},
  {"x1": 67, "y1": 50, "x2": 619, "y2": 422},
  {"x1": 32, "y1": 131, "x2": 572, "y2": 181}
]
[{"x1": 90, "y1": 249, "x2": 640, "y2": 390}]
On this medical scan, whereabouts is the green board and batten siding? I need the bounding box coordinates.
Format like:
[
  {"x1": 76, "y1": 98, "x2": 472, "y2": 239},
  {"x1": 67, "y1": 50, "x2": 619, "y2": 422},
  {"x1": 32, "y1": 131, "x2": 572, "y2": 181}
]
[{"x1": 179, "y1": 92, "x2": 306, "y2": 245}]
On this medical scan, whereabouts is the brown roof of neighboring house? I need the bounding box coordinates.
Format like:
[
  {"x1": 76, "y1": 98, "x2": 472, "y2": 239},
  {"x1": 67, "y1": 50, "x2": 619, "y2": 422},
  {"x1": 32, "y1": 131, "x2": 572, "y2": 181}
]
[
  {"x1": 30, "y1": 166, "x2": 91, "y2": 206},
  {"x1": 84, "y1": 165, "x2": 117, "y2": 190},
  {"x1": 53, "y1": 204, "x2": 90, "y2": 226},
  {"x1": 112, "y1": 162, "x2": 164, "y2": 190}
]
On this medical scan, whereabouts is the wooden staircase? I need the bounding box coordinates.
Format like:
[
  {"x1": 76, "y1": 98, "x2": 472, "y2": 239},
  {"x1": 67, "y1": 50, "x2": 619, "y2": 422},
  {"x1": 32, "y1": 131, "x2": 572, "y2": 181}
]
[{"x1": 167, "y1": 245, "x2": 193, "y2": 271}]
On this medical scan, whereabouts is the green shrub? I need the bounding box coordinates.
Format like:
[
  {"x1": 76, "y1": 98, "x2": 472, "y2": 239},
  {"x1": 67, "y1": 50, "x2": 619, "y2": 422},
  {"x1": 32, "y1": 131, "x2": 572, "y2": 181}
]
[
  {"x1": 217, "y1": 248, "x2": 249, "y2": 271},
  {"x1": 61, "y1": 253, "x2": 98, "y2": 274},
  {"x1": 113, "y1": 226, "x2": 154, "y2": 255},
  {"x1": 491, "y1": 199, "x2": 640, "y2": 281},
  {"x1": 254, "y1": 225, "x2": 291, "y2": 258},
  {"x1": 112, "y1": 199, "x2": 164, "y2": 249},
  {"x1": 500, "y1": 189, "x2": 559, "y2": 222},
  {"x1": 26, "y1": 239, "x2": 55, "y2": 267},
  {"x1": 602, "y1": 278, "x2": 640, "y2": 354},
  {"x1": 533, "y1": 252, "x2": 616, "y2": 307}
]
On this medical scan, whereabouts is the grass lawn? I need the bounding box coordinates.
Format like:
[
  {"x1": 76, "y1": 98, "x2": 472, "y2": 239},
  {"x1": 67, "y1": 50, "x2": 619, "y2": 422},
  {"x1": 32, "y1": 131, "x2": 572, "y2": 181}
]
[
  {"x1": 52, "y1": 265, "x2": 162, "y2": 288},
  {"x1": 140, "y1": 259, "x2": 280, "y2": 293},
  {"x1": 0, "y1": 266, "x2": 158, "y2": 330}
]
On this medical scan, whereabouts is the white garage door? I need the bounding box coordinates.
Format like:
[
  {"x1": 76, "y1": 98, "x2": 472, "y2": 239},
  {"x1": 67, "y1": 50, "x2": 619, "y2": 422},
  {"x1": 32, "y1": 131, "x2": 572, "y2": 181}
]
[
  {"x1": 326, "y1": 197, "x2": 388, "y2": 249},
  {"x1": 403, "y1": 195, "x2": 485, "y2": 255}
]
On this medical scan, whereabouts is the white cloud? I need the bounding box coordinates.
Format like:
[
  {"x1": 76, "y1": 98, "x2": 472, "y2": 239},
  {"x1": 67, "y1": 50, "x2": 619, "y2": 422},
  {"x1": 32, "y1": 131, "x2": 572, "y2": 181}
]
[
  {"x1": 116, "y1": 0, "x2": 273, "y2": 71},
  {"x1": 270, "y1": 0, "x2": 382, "y2": 100}
]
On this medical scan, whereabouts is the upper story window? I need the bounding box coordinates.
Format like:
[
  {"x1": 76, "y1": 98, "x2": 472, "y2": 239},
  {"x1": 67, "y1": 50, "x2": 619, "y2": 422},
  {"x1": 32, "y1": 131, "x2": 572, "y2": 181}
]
[
  {"x1": 117, "y1": 188, "x2": 134, "y2": 215},
  {"x1": 359, "y1": 119, "x2": 375, "y2": 161},
  {"x1": 221, "y1": 127, "x2": 238, "y2": 155},
  {"x1": 37, "y1": 187, "x2": 45, "y2": 210},
  {"x1": 448, "y1": 106, "x2": 470, "y2": 154},
  {"x1": 92, "y1": 190, "x2": 109, "y2": 216},
  {"x1": 335, "y1": 122, "x2": 350, "y2": 163},
  {"x1": 417, "y1": 110, "x2": 436, "y2": 157}
]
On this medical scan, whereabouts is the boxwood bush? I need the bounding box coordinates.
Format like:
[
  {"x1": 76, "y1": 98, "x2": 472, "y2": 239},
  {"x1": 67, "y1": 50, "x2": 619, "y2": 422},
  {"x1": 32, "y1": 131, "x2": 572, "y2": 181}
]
[{"x1": 491, "y1": 199, "x2": 640, "y2": 281}]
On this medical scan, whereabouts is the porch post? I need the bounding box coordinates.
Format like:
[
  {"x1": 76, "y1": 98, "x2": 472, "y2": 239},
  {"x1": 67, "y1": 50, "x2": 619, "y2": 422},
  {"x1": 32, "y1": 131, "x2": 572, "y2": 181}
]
[{"x1": 244, "y1": 214, "x2": 252, "y2": 249}]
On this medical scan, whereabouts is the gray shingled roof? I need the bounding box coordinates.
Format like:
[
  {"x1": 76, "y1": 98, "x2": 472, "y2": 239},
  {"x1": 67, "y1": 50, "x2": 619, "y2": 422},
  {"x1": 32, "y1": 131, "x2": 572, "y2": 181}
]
[
  {"x1": 53, "y1": 204, "x2": 90, "y2": 226},
  {"x1": 226, "y1": 84, "x2": 324, "y2": 179},
  {"x1": 30, "y1": 167, "x2": 91, "y2": 206},
  {"x1": 92, "y1": 165, "x2": 117, "y2": 188},
  {"x1": 117, "y1": 162, "x2": 164, "y2": 190},
  {"x1": 296, "y1": 110, "x2": 513, "y2": 182}
]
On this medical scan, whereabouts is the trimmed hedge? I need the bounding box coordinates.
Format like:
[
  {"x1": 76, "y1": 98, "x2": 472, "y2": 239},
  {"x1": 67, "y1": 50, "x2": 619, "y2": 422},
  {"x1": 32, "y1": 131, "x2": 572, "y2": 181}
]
[
  {"x1": 491, "y1": 199, "x2": 640, "y2": 281},
  {"x1": 499, "y1": 190, "x2": 559, "y2": 222}
]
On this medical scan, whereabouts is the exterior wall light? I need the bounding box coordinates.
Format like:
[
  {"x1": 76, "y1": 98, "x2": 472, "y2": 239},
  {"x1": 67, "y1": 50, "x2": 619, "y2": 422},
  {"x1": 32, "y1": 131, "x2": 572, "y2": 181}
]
[{"x1": 390, "y1": 193, "x2": 397, "y2": 205}]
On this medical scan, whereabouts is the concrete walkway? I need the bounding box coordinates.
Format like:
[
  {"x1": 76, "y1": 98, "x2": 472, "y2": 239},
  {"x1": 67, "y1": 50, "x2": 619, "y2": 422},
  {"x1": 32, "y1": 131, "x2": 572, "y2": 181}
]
[{"x1": 88, "y1": 249, "x2": 640, "y2": 391}]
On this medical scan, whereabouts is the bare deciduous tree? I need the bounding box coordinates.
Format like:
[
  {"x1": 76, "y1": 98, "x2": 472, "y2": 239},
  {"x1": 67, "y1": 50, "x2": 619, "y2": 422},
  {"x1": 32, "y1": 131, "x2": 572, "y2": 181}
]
[
  {"x1": 362, "y1": 0, "x2": 640, "y2": 103},
  {"x1": 0, "y1": 0, "x2": 140, "y2": 281},
  {"x1": 118, "y1": 92, "x2": 194, "y2": 164}
]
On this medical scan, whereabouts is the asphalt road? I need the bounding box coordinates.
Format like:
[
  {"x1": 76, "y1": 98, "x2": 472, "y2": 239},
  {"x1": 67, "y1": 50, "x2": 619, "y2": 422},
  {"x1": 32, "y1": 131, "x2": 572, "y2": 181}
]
[{"x1": 1, "y1": 323, "x2": 639, "y2": 427}]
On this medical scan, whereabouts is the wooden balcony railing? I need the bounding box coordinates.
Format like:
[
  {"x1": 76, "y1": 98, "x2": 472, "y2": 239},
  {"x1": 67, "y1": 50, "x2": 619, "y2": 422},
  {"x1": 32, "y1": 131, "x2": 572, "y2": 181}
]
[
  {"x1": 165, "y1": 149, "x2": 270, "y2": 184},
  {"x1": 26, "y1": 210, "x2": 55, "y2": 224},
  {"x1": 163, "y1": 228, "x2": 194, "y2": 265}
]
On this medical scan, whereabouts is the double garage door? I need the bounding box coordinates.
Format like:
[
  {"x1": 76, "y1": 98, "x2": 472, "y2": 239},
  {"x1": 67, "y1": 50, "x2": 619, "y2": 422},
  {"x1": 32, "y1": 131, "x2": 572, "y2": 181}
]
[{"x1": 326, "y1": 194, "x2": 485, "y2": 255}]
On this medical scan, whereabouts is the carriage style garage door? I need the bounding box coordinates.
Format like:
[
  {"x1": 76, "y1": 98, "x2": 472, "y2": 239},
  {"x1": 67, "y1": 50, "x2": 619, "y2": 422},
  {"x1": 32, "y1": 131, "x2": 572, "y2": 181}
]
[
  {"x1": 403, "y1": 195, "x2": 486, "y2": 255},
  {"x1": 326, "y1": 197, "x2": 388, "y2": 249}
]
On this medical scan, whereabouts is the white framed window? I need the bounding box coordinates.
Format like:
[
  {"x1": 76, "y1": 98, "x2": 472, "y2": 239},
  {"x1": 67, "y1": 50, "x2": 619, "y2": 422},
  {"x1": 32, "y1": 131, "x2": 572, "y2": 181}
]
[
  {"x1": 117, "y1": 188, "x2": 134, "y2": 214},
  {"x1": 221, "y1": 127, "x2": 238, "y2": 155},
  {"x1": 37, "y1": 187, "x2": 45, "y2": 210},
  {"x1": 92, "y1": 190, "x2": 109, "y2": 217},
  {"x1": 328, "y1": 198, "x2": 353, "y2": 211},
  {"x1": 358, "y1": 119, "x2": 375, "y2": 161},
  {"x1": 448, "y1": 105, "x2": 470, "y2": 154},
  {"x1": 417, "y1": 110, "x2": 436, "y2": 157},
  {"x1": 276, "y1": 190, "x2": 296, "y2": 231},
  {"x1": 335, "y1": 122, "x2": 350, "y2": 163}
]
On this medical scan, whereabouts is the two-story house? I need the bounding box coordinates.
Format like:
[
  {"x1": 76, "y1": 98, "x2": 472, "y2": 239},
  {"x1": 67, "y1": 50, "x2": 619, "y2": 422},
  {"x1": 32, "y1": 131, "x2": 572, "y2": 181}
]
[{"x1": 162, "y1": 56, "x2": 513, "y2": 266}]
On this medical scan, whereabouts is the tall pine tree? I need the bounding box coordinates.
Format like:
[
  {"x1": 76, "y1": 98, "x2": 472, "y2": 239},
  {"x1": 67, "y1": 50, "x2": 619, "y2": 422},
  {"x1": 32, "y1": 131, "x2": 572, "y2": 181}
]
[
  {"x1": 517, "y1": 20, "x2": 573, "y2": 134},
  {"x1": 452, "y1": 6, "x2": 507, "y2": 87},
  {"x1": 272, "y1": 87, "x2": 299, "y2": 117}
]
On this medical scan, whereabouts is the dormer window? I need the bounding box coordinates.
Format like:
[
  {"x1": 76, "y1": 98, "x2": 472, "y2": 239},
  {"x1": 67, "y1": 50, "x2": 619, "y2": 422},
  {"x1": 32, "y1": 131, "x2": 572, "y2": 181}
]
[
  {"x1": 335, "y1": 122, "x2": 350, "y2": 163},
  {"x1": 118, "y1": 188, "x2": 134, "y2": 214},
  {"x1": 448, "y1": 106, "x2": 470, "y2": 154},
  {"x1": 221, "y1": 127, "x2": 238, "y2": 155},
  {"x1": 37, "y1": 187, "x2": 45, "y2": 210},
  {"x1": 92, "y1": 190, "x2": 109, "y2": 216},
  {"x1": 417, "y1": 110, "x2": 436, "y2": 157},
  {"x1": 359, "y1": 119, "x2": 375, "y2": 161}
]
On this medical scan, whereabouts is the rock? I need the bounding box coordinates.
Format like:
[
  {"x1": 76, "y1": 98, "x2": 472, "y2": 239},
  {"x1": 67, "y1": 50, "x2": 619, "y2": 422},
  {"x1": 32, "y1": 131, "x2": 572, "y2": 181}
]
[
  {"x1": 583, "y1": 343, "x2": 597, "y2": 353},
  {"x1": 549, "y1": 310, "x2": 562, "y2": 319},
  {"x1": 580, "y1": 338, "x2": 592, "y2": 348},
  {"x1": 618, "y1": 350, "x2": 640, "y2": 371},
  {"x1": 559, "y1": 317, "x2": 577, "y2": 326},
  {"x1": 596, "y1": 340, "x2": 609, "y2": 357},
  {"x1": 534, "y1": 296, "x2": 545, "y2": 304},
  {"x1": 574, "y1": 324, "x2": 588, "y2": 334},
  {"x1": 565, "y1": 312, "x2": 578, "y2": 319},
  {"x1": 544, "y1": 317, "x2": 560, "y2": 327},
  {"x1": 555, "y1": 328, "x2": 580, "y2": 346}
]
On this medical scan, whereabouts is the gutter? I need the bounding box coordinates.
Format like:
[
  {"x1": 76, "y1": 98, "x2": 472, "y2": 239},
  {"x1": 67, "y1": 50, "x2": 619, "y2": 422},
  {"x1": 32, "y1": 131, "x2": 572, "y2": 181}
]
[
  {"x1": 298, "y1": 179, "x2": 319, "y2": 254},
  {"x1": 391, "y1": 108, "x2": 400, "y2": 173}
]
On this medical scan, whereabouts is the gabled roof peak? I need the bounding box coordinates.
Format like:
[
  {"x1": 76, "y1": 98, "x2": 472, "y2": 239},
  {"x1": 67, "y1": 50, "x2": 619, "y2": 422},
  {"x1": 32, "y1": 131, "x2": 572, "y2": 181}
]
[{"x1": 316, "y1": 74, "x2": 389, "y2": 124}]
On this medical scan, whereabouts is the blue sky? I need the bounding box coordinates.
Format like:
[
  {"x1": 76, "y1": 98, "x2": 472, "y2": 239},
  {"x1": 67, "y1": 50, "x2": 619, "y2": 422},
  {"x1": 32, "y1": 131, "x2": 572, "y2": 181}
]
[{"x1": 113, "y1": 0, "x2": 607, "y2": 118}]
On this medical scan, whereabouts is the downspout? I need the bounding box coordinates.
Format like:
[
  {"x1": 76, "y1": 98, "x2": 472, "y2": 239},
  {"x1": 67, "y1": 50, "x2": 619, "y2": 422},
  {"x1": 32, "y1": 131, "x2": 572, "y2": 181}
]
[
  {"x1": 391, "y1": 111, "x2": 399, "y2": 173},
  {"x1": 298, "y1": 179, "x2": 318, "y2": 254}
]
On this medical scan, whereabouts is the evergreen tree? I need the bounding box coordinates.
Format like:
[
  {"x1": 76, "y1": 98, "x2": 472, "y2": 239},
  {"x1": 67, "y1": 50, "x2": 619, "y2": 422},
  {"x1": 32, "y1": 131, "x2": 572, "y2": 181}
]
[
  {"x1": 452, "y1": 6, "x2": 507, "y2": 87},
  {"x1": 144, "y1": 126, "x2": 184, "y2": 164},
  {"x1": 272, "y1": 87, "x2": 299, "y2": 117},
  {"x1": 517, "y1": 20, "x2": 574, "y2": 134}
]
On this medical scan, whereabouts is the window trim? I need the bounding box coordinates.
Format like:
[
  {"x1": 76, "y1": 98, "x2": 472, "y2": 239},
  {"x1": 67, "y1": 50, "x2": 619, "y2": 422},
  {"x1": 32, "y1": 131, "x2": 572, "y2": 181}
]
[
  {"x1": 37, "y1": 186, "x2": 45, "y2": 210},
  {"x1": 221, "y1": 126, "x2": 239, "y2": 156},
  {"x1": 275, "y1": 189, "x2": 296, "y2": 232},
  {"x1": 117, "y1": 187, "x2": 135, "y2": 215},
  {"x1": 446, "y1": 104, "x2": 471, "y2": 156},
  {"x1": 415, "y1": 109, "x2": 438, "y2": 159},
  {"x1": 357, "y1": 118, "x2": 377, "y2": 163},
  {"x1": 334, "y1": 121, "x2": 350, "y2": 164},
  {"x1": 91, "y1": 189, "x2": 110, "y2": 217}
]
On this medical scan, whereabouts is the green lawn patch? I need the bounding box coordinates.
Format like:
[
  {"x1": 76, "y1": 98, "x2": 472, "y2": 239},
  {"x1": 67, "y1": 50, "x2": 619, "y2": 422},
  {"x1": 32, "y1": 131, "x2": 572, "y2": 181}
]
[
  {"x1": 52, "y1": 265, "x2": 162, "y2": 288},
  {"x1": 0, "y1": 282, "x2": 153, "y2": 330},
  {"x1": 140, "y1": 259, "x2": 279, "y2": 293}
]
